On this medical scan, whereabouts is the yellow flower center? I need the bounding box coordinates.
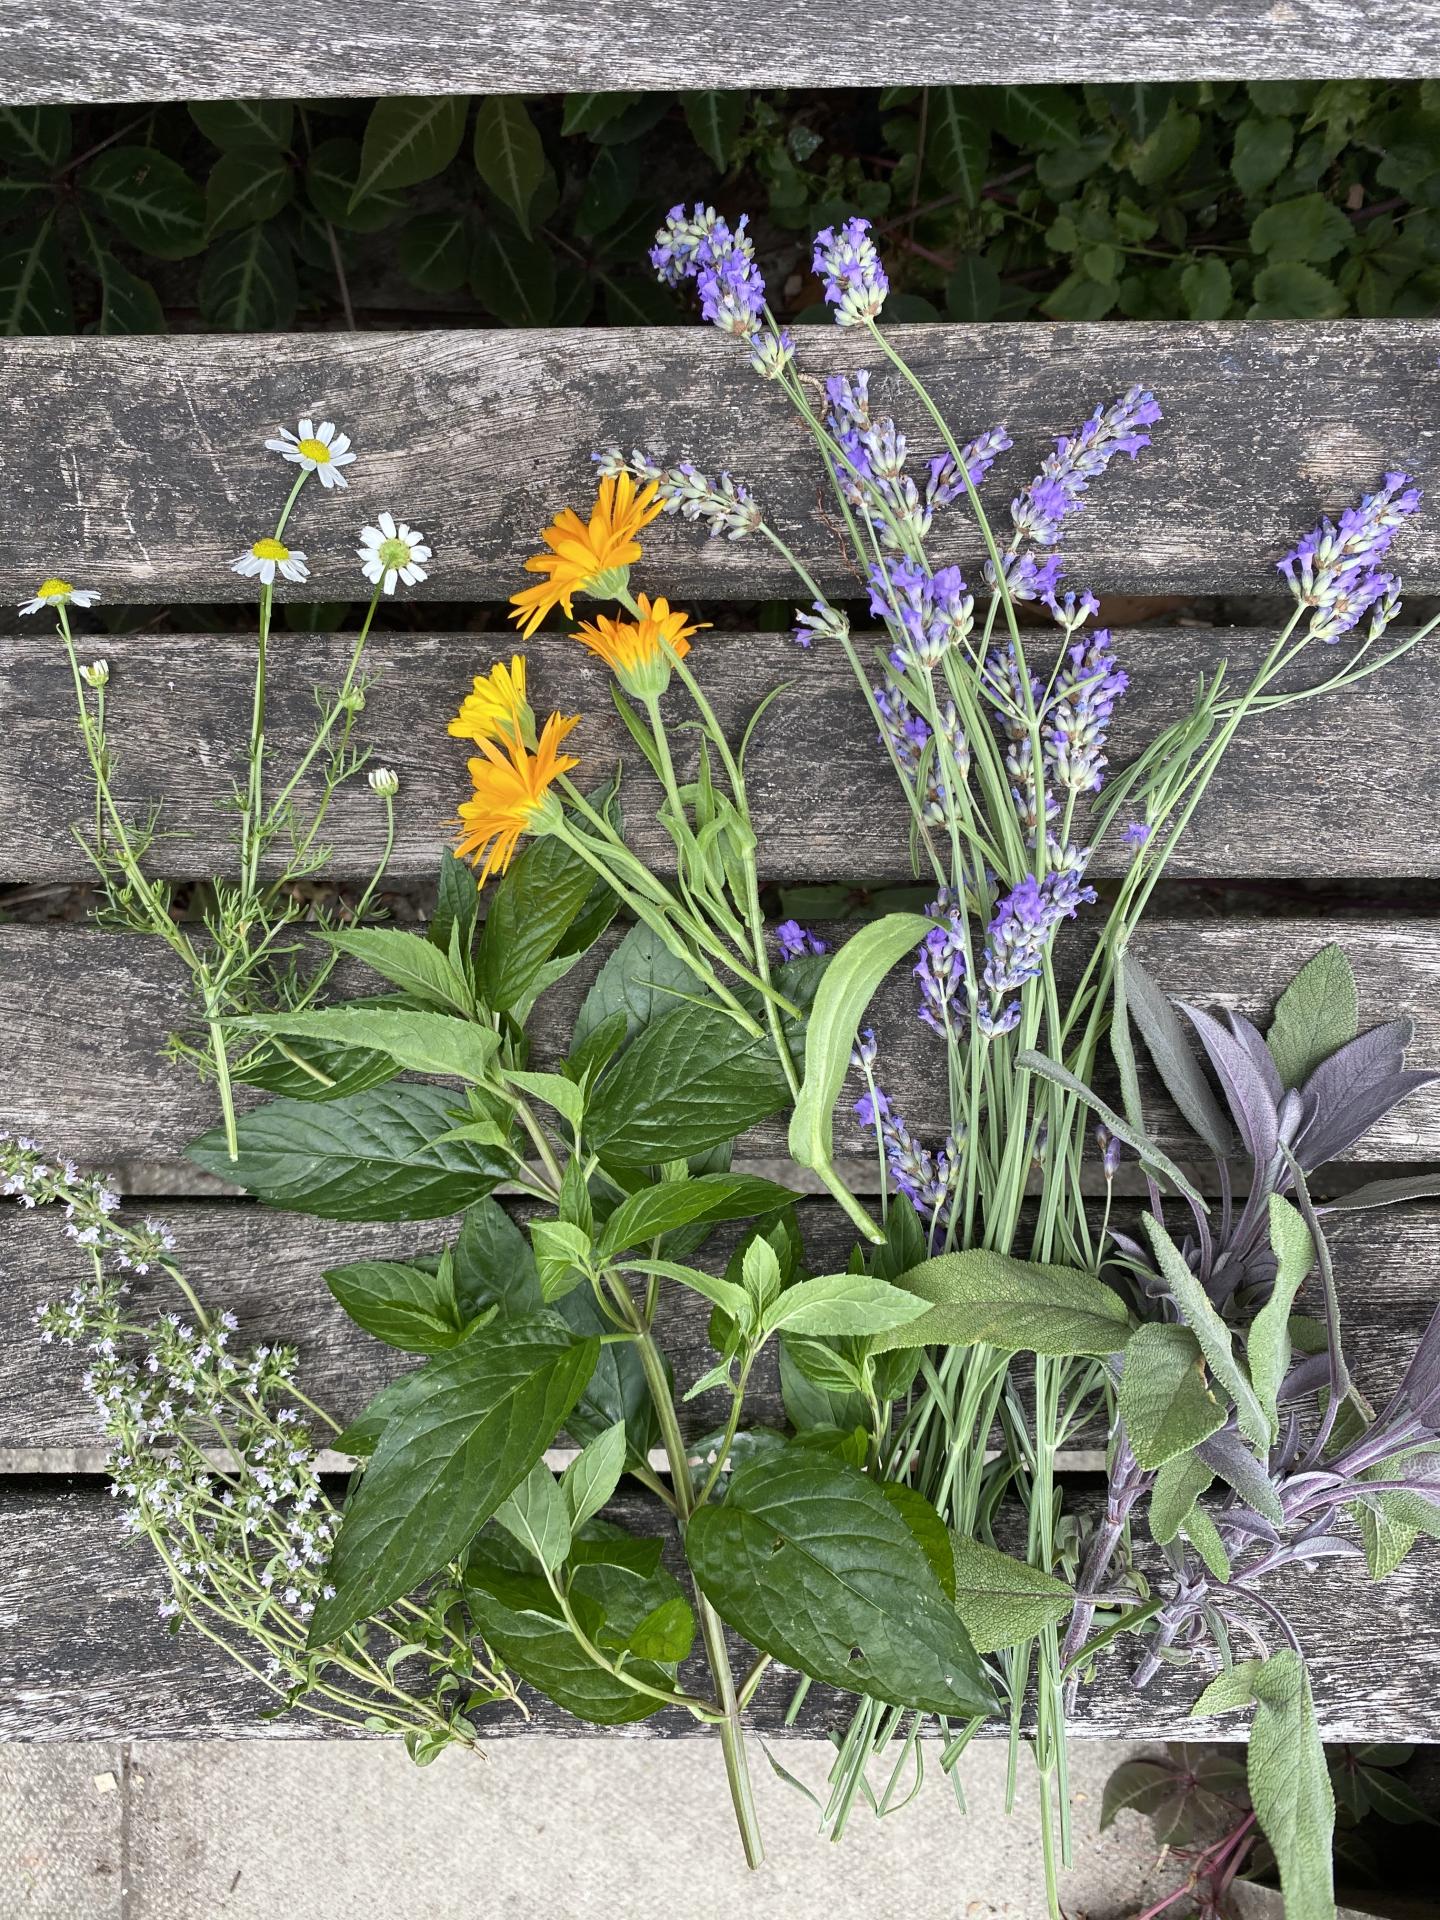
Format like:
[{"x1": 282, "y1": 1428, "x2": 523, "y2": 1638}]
[
  {"x1": 377, "y1": 535, "x2": 411, "y2": 570},
  {"x1": 296, "y1": 437, "x2": 331, "y2": 463},
  {"x1": 38, "y1": 578, "x2": 72, "y2": 600},
  {"x1": 252, "y1": 538, "x2": 290, "y2": 561}
]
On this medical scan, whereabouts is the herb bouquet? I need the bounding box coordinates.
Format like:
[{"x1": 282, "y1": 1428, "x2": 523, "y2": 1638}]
[{"x1": 14, "y1": 215, "x2": 1440, "y2": 1920}]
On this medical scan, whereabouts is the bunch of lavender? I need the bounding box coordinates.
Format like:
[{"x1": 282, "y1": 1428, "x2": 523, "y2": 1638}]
[
  {"x1": 33, "y1": 420, "x2": 434, "y2": 1161},
  {"x1": 7, "y1": 1132, "x2": 520, "y2": 1756},
  {"x1": 621, "y1": 203, "x2": 1440, "y2": 1910}
]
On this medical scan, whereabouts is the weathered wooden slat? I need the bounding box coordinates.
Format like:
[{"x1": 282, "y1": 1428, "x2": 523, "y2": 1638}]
[
  {"x1": 4, "y1": 917, "x2": 1439, "y2": 1176},
  {"x1": 8, "y1": 1197, "x2": 1438, "y2": 1453},
  {"x1": 1, "y1": 2, "x2": 1436, "y2": 103},
  {"x1": 3, "y1": 325, "x2": 1439, "y2": 604},
  {"x1": 7, "y1": 624, "x2": 1440, "y2": 883},
  {"x1": 4, "y1": 1480, "x2": 1436, "y2": 1741}
]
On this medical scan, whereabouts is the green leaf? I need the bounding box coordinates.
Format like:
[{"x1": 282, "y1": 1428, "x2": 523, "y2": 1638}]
[
  {"x1": 1251, "y1": 192, "x2": 1353, "y2": 264},
  {"x1": 530, "y1": 1219, "x2": 593, "y2": 1303},
  {"x1": 621, "y1": 1257, "x2": 752, "y2": 1329},
  {"x1": 575, "y1": 144, "x2": 640, "y2": 239},
  {"x1": 90, "y1": 250, "x2": 165, "y2": 334},
  {"x1": 1149, "y1": 1451, "x2": 1214, "y2": 1545},
  {"x1": 573, "y1": 922, "x2": 702, "y2": 1048},
  {"x1": 477, "y1": 832, "x2": 600, "y2": 1011},
  {"x1": 1184, "y1": 1505, "x2": 1231, "y2": 1581},
  {"x1": 562, "y1": 94, "x2": 638, "y2": 137},
  {"x1": 311, "y1": 1312, "x2": 597, "y2": 1640},
  {"x1": 473, "y1": 98, "x2": 546, "y2": 234},
  {"x1": 197, "y1": 228, "x2": 296, "y2": 329},
  {"x1": 453, "y1": 1197, "x2": 542, "y2": 1317},
  {"x1": 1100, "y1": 1758, "x2": 1187, "y2": 1831},
  {"x1": 332, "y1": 1369, "x2": 425, "y2": 1458},
  {"x1": 1127, "y1": 106, "x2": 1200, "y2": 186},
  {"x1": 947, "y1": 1535, "x2": 1072, "y2": 1655},
  {"x1": 493, "y1": 1458, "x2": 571, "y2": 1573},
  {"x1": 0, "y1": 105, "x2": 70, "y2": 170},
  {"x1": 233, "y1": 1033, "x2": 397, "y2": 1103},
  {"x1": 982, "y1": 85, "x2": 1082, "y2": 150},
  {"x1": 946, "y1": 253, "x2": 1002, "y2": 321},
  {"x1": 683, "y1": 92, "x2": 747, "y2": 171},
  {"x1": 1192, "y1": 1659, "x2": 1264, "y2": 1717},
  {"x1": 930, "y1": 91, "x2": 990, "y2": 206},
  {"x1": 870, "y1": 1250, "x2": 1131, "y2": 1358},
  {"x1": 1247, "y1": 1651, "x2": 1336, "y2": 1920},
  {"x1": 247, "y1": 1006, "x2": 499, "y2": 1084},
  {"x1": 397, "y1": 209, "x2": 470, "y2": 294},
  {"x1": 189, "y1": 100, "x2": 294, "y2": 151},
  {"x1": 627, "y1": 1594, "x2": 695, "y2": 1662},
  {"x1": 763, "y1": 1271, "x2": 934, "y2": 1339},
  {"x1": 1232, "y1": 115, "x2": 1294, "y2": 195},
  {"x1": 1120, "y1": 1323, "x2": 1228, "y2": 1468},
  {"x1": 1249, "y1": 260, "x2": 1344, "y2": 319},
  {"x1": 83, "y1": 147, "x2": 206, "y2": 260},
  {"x1": 0, "y1": 221, "x2": 72, "y2": 333},
  {"x1": 430, "y1": 848, "x2": 481, "y2": 962},
  {"x1": 205, "y1": 149, "x2": 293, "y2": 235},
  {"x1": 1180, "y1": 256, "x2": 1231, "y2": 320},
  {"x1": 354, "y1": 95, "x2": 467, "y2": 206},
  {"x1": 1142, "y1": 1212, "x2": 1271, "y2": 1448},
  {"x1": 307, "y1": 137, "x2": 407, "y2": 233},
  {"x1": 598, "y1": 1174, "x2": 796, "y2": 1259},
  {"x1": 471, "y1": 223, "x2": 555, "y2": 325},
  {"x1": 788, "y1": 912, "x2": 932, "y2": 1238},
  {"x1": 324, "y1": 1258, "x2": 467, "y2": 1354},
  {"x1": 323, "y1": 927, "x2": 474, "y2": 1013},
  {"x1": 685, "y1": 1450, "x2": 996, "y2": 1716},
  {"x1": 1266, "y1": 942, "x2": 1358, "y2": 1089},
  {"x1": 877, "y1": 1483, "x2": 955, "y2": 1599},
  {"x1": 463, "y1": 1561, "x2": 664, "y2": 1724},
  {"x1": 1247, "y1": 1195, "x2": 1314, "y2": 1426},
  {"x1": 587, "y1": 1003, "x2": 790, "y2": 1168},
  {"x1": 1016, "y1": 1048, "x2": 1211, "y2": 1212},
  {"x1": 188, "y1": 1083, "x2": 511, "y2": 1221},
  {"x1": 561, "y1": 1421, "x2": 627, "y2": 1531}
]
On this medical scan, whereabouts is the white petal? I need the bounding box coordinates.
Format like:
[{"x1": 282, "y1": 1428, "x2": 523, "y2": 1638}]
[
  {"x1": 298, "y1": 417, "x2": 314, "y2": 439},
  {"x1": 329, "y1": 432, "x2": 351, "y2": 455},
  {"x1": 317, "y1": 421, "x2": 335, "y2": 444},
  {"x1": 329, "y1": 470, "x2": 348, "y2": 489},
  {"x1": 383, "y1": 570, "x2": 398, "y2": 594},
  {"x1": 18, "y1": 597, "x2": 42, "y2": 614},
  {"x1": 378, "y1": 511, "x2": 397, "y2": 537},
  {"x1": 264, "y1": 438, "x2": 292, "y2": 455},
  {"x1": 410, "y1": 544, "x2": 432, "y2": 563},
  {"x1": 316, "y1": 467, "x2": 336, "y2": 487}
]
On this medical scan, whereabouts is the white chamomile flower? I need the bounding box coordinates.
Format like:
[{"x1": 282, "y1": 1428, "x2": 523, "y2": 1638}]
[
  {"x1": 230, "y1": 538, "x2": 309, "y2": 587},
  {"x1": 19, "y1": 578, "x2": 100, "y2": 616},
  {"x1": 358, "y1": 512, "x2": 431, "y2": 595},
  {"x1": 79, "y1": 659, "x2": 110, "y2": 688},
  {"x1": 367, "y1": 767, "x2": 400, "y2": 797},
  {"x1": 264, "y1": 418, "x2": 356, "y2": 489}
]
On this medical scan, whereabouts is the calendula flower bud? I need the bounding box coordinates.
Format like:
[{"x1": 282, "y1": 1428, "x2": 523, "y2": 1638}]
[
  {"x1": 80, "y1": 659, "x2": 110, "y2": 688},
  {"x1": 367, "y1": 767, "x2": 399, "y2": 797}
]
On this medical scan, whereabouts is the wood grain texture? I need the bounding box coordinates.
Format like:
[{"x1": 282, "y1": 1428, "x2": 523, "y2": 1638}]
[
  {"x1": 7, "y1": 624, "x2": 1440, "y2": 883},
  {"x1": 8, "y1": 1197, "x2": 1439, "y2": 1452},
  {"x1": 3, "y1": 325, "x2": 1439, "y2": 603},
  {"x1": 4, "y1": 1480, "x2": 1437, "y2": 1741},
  {"x1": 2, "y1": 1, "x2": 1438, "y2": 102},
  {"x1": 5, "y1": 916, "x2": 1440, "y2": 1174}
]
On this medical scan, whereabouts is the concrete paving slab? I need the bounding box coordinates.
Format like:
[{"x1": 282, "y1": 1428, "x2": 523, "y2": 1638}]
[
  {"x1": 0, "y1": 1742, "x2": 123, "y2": 1917},
  {"x1": 120, "y1": 1737, "x2": 1168, "y2": 1920}
]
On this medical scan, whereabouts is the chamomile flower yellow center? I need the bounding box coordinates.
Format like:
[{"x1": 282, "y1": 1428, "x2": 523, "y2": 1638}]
[
  {"x1": 295, "y1": 437, "x2": 331, "y2": 463},
  {"x1": 377, "y1": 535, "x2": 411, "y2": 571},
  {"x1": 252, "y1": 538, "x2": 291, "y2": 561},
  {"x1": 38, "y1": 578, "x2": 73, "y2": 601}
]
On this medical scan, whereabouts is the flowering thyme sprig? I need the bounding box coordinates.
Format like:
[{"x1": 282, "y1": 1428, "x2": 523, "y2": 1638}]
[{"x1": 9, "y1": 1134, "x2": 520, "y2": 1753}]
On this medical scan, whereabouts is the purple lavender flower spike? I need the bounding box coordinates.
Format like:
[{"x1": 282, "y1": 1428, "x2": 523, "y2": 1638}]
[
  {"x1": 1122, "y1": 820, "x2": 1151, "y2": 851},
  {"x1": 813, "y1": 217, "x2": 889, "y2": 327},
  {"x1": 650, "y1": 203, "x2": 727, "y2": 285},
  {"x1": 873, "y1": 682, "x2": 967, "y2": 824},
  {"x1": 1044, "y1": 629, "x2": 1129, "y2": 794},
  {"x1": 696, "y1": 219, "x2": 767, "y2": 341},
  {"x1": 792, "y1": 601, "x2": 850, "y2": 648},
  {"x1": 979, "y1": 863, "x2": 1097, "y2": 1026},
  {"x1": 1278, "y1": 471, "x2": 1421, "y2": 642},
  {"x1": 853, "y1": 1078, "x2": 962, "y2": 1233},
  {"x1": 775, "y1": 920, "x2": 828, "y2": 960},
  {"x1": 915, "y1": 905, "x2": 968, "y2": 1037},
  {"x1": 593, "y1": 448, "x2": 764, "y2": 541},
  {"x1": 869, "y1": 557, "x2": 975, "y2": 669},
  {"x1": 1004, "y1": 386, "x2": 1162, "y2": 560},
  {"x1": 926, "y1": 428, "x2": 1014, "y2": 510}
]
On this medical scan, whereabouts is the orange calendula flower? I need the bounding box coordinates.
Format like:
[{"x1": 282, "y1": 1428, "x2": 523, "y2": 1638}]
[
  {"x1": 448, "y1": 654, "x2": 531, "y2": 745},
  {"x1": 573, "y1": 594, "x2": 709, "y2": 699},
  {"x1": 509, "y1": 473, "x2": 663, "y2": 638},
  {"x1": 455, "y1": 711, "x2": 580, "y2": 883}
]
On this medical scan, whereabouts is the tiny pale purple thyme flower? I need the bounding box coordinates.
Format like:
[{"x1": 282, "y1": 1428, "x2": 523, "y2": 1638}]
[
  {"x1": 1044, "y1": 629, "x2": 1128, "y2": 795},
  {"x1": 1278, "y1": 471, "x2": 1421, "y2": 642},
  {"x1": 813, "y1": 217, "x2": 889, "y2": 328},
  {"x1": 775, "y1": 920, "x2": 828, "y2": 960},
  {"x1": 979, "y1": 864, "x2": 1096, "y2": 1031}
]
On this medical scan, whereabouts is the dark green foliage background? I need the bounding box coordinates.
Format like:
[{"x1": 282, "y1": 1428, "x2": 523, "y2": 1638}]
[{"x1": 3, "y1": 80, "x2": 1440, "y2": 333}]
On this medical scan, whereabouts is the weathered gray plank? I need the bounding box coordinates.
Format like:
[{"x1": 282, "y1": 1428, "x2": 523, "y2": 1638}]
[
  {"x1": 4, "y1": 917, "x2": 1440, "y2": 1174},
  {"x1": 3, "y1": 1481, "x2": 1436, "y2": 1741},
  {"x1": 1, "y1": 2, "x2": 1436, "y2": 102},
  {"x1": 3, "y1": 326, "x2": 1439, "y2": 603},
  {"x1": 7, "y1": 624, "x2": 1440, "y2": 883},
  {"x1": 8, "y1": 1197, "x2": 1438, "y2": 1452}
]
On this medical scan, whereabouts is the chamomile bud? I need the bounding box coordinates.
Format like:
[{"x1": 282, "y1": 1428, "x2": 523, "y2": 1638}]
[
  {"x1": 368, "y1": 767, "x2": 399, "y2": 797},
  {"x1": 79, "y1": 659, "x2": 110, "y2": 688}
]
